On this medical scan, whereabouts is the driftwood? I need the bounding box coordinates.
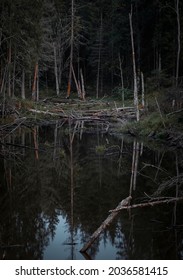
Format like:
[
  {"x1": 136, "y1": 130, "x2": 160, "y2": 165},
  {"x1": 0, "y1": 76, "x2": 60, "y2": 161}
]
[{"x1": 80, "y1": 196, "x2": 132, "y2": 253}]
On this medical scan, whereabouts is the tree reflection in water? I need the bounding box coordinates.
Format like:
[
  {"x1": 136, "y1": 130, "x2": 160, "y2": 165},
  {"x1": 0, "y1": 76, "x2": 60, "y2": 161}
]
[{"x1": 0, "y1": 123, "x2": 183, "y2": 259}]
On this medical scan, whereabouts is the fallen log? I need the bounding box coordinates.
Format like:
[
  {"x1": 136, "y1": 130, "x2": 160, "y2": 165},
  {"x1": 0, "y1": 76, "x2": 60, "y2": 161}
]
[
  {"x1": 80, "y1": 196, "x2": 183, "y2": 253},
  {"x1": 29, "y1": 108, "x2": 63, "y2": 117},
  {"x1": 80, "y1": 196, "x2": 132, "y2": 253}
]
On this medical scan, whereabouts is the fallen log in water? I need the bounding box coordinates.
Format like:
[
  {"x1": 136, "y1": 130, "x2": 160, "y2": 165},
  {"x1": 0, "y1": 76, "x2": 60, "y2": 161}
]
[
  {"x1": 80, "y1": 196, "x2": 183, "y2": 253},
  {"x1": 80, "y1": 196, "x2": 132, "y2": 253}
]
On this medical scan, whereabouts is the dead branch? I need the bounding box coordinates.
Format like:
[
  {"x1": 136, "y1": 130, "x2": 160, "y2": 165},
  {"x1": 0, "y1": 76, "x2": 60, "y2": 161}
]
[
  {"x1": 80, "y1": 196, "x2": 183, "y2": 253},
  {"x1": 80, "y1": 196, "x2": 132, "y2": 253},
  {"x1": 167, "y1": 108, "x2": 183, "y2": 116},
  {"x1": 109, "y1": 196, "x2": 183, "y2": 213}
]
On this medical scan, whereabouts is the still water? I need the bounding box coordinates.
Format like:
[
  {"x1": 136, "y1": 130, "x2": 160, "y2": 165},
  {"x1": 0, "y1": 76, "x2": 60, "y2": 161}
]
[{"x1": 0, "y1": 123, "x2": 183, "y2": 260}]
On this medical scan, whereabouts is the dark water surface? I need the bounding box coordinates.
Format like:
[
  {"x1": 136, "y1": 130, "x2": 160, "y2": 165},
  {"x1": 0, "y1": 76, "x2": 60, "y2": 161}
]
[{"x1": 0, "y1": 124, "x2": 183, "y2": 260}]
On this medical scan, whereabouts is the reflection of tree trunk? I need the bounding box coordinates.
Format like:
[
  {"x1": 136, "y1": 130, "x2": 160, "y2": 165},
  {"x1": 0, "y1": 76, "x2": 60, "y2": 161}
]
[
  {"x1": 174, "y1": 152, "x2": 179, "y2": 257},
  {"x1": 21, "y1": 128, "x2": 25, "y2": 156},
  {"x1": 174, "y1": 153, "x2": 179, "y2": 221},
  {"x1": 53, "y1": 121, "x2": 58, "y2": 161},
  {"x1": 154, "y1": 151, "x2": 165, "y2": 181},
  {"x1": 128, "y1": 215, "x2": 134, "y2": 257},
  {"x1": 33, "y1": 127, "x2": 39, "y2": 160},
  {"x1": 69, "y1": 118, "x2": 75, "y2": 259},
  {"x1": 118, "y1": 137, "x2": 124, "y2": 176},
  {"x1": 130, "y1": 140, "x2": 139, "y2": 196}
]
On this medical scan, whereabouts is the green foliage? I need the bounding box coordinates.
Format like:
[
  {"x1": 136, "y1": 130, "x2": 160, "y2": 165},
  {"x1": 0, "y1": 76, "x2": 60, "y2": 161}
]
[
  {"x1": 112, "y1": 87, "x2": 133, "y2": 100},
  {"x1": 95, "y1": 145, "x2": 106, "y2": 155}
]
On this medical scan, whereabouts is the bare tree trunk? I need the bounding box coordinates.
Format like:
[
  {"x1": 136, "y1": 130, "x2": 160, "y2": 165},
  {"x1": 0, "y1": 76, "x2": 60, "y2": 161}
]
[
  {"x1": 175, "y1": 0, "x2": 180, "y2": 88},
  {"x1": 80, "y1": 68, "x2": 85, "y2": 100},
  {"x1": 21, "y1": 68, "x2": 25, "y2": 100},
  {"x1": 33, "y1": 127, "x2": 39, "y2": 160},
  {"x1": 119, "y1": 53, "x2": 124, "y2": 107},
  {"x1": 96, "y1": 12, "x2": 103, "y2": 99},
  {"x1": 67, "y1": 0, "x2": 74, "y2": 98},
  {"x1": 72, "y1": 65, "x2": 82, "y2": 97},
  {"x1": 53, "y1": 42, "x2": 60, "y2": 96},
  {"x1": 129, "y1": 7, "x2": 139, "y2": 122},
  {"x1": 36, "y1": 63, "x2": 39, "y2": 101},
  {"x1": 130, "y1": 140, "x2": 139, "y2": 196},
  {"x1": 32, "y1": 62, "x2": 38, "y2": 101},
  {"x1": 7, "y1": 39, "x2": 12, "y2": 97},
  {"x1": 141, "y1": 72, "x2": 145, "y2": 107},
  {"x1": 29, "y1": 72, "x2": 32, "y2": 91},
  {"x1": 12, "y1": 51, "x2": 16, "y2": 98}
]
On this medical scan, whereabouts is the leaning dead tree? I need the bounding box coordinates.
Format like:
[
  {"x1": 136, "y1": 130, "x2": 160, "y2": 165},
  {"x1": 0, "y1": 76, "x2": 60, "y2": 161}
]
[
  {"x1": 129, "y1": 6, "x2": 139, "y2": 122},
  {"x1": 80, "y1": 196, "x2": 132, "y2": 253},
  {"x1": 80, "y1": 195, "x2": 183, "y2": 253}
]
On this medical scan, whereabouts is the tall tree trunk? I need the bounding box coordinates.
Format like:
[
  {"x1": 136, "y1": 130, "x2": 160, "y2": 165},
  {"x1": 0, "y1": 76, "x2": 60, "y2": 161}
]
[
  {"x1": 119, "y1": 53, "x2": 124, "y2": 107},
  {"x1": 129, "y1": 7, "x2": 139, "y2": 122},
  {"x1": 12, "y1": 50, "x2": 16, "y2": 98},
  {"x1": 141, "y1": 72, "x2": 145, "y2": 108},
  {"x1": 53, "y1": 42, "x2": 59, "y2": 96},
  {"x1": 72, "y1": 65, "x2": 82, "y2": 97},
  {"x1": 7, "y1": 39, "x2": 12, "y2": 97},
  {"x1": 32, "y1": 62, "x2": 38, "y2": 101},
  {"x1": 80, "y1": 68, "x2": 85, "y2": 100},
  {"x1": 21, "y1": 68, "x2": 25, "y2": 100},
  {"x1": 67, "y1": 0, "x2": 74, "y2": 98},
  {"x1": 96, "y1": 12, "x2": 103, "y2": 99},
  {"x1": 36, "y1": 63, "x2": 39, "y2": 101},
  {"x1": 175, "y1": 0, "x2": 180, "y2": 88}
]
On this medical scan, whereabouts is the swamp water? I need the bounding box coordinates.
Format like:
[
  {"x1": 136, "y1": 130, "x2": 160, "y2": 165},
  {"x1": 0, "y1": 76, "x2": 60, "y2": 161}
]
[{"x1": 0, "y1": 123, "x2": 183, "y2": 260}]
